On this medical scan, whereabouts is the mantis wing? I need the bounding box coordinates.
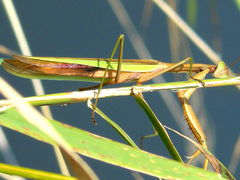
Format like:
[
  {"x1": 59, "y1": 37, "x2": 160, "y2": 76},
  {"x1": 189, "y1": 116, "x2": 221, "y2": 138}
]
[{"x1": 11, "y1": 55, "x2": 161, "y2": 72}]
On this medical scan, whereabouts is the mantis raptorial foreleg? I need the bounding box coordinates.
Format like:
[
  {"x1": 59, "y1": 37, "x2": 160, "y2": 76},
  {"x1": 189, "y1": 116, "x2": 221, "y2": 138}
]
[
  {"x1": 91, "y1": 34, "x2": 124, "y2": 123},
  {"x1": 177, "y1": 61, "x2": 228, "y2": 169},
  {"x1": 177, "y1": 69, "x2": 210, "y2": 169}
]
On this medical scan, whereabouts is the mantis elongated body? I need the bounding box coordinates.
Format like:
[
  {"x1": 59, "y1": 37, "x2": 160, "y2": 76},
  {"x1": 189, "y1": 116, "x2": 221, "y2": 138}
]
[
  {"x1": 2, "y1": 55, "x2": 219, "y2": 85},
  {"x1": 1, "y1": 35, "x2": 228, "y2": 169},
  {"x1": 2, "y1": 35, "x2": 219, "y2": 85}
]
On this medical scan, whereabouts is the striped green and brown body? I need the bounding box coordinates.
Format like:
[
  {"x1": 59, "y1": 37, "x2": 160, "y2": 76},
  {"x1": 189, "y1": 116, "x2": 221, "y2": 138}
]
[{"x1": 2, "y1": 55, "x2": 218, "y2": 85}]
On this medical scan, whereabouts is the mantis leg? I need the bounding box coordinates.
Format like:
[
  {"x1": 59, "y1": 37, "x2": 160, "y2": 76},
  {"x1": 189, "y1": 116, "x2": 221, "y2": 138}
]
[
  {"x1": 137, "y1": 57, "x2": 195, "y2": 84},
  {"x1": 177, "y1": 69, "x2": 210, "y2": 169},
  {"x1": 111, "y1": 34, "x2": 124, "y2": 83},
  {"x1": 140, "y1": 129, "x2": 158, "y2": 148},
  {"x1": 91, "y1": 34, "x2": 125, "y2": 123},
  {"x1": 138, "y1": 57, "x2": 196, "y2": 146}
]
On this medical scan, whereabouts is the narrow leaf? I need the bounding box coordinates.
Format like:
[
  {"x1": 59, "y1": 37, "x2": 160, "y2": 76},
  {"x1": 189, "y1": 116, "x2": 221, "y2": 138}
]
[
  {"x1": 0, "y1": 162, "x2": 76, "y2": 180},
  {"x1": 133, "y1": 93, "x2": 183, "y2": 162},
  {"x1": 234, "y1": 0, "x2": 240, "y2": 11},
  {"x1": 0, "y1": 108, "x2": 226, "y2": 179}
]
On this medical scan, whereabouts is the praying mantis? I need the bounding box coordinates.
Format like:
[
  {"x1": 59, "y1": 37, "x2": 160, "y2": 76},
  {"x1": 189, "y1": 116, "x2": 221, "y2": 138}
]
[{"x1": 1, "y1": 34, "x2": 228, "y2": 169}]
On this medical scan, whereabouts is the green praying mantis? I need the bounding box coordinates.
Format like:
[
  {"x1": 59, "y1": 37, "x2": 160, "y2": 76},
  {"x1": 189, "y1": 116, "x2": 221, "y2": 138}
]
[{"x1": 1, "y1": 34, "x2": 229, "y2": 169}]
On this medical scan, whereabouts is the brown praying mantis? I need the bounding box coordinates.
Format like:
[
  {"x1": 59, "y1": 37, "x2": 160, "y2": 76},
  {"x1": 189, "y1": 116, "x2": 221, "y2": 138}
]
[{"x1": 1, "y1": 34, "x2": 229, "y2": 169}]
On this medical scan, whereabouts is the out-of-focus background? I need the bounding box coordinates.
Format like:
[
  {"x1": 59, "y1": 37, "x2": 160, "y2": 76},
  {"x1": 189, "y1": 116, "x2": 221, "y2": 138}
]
[{"x1": 0, "y1": 1, "x2": 239, "y2": 179}]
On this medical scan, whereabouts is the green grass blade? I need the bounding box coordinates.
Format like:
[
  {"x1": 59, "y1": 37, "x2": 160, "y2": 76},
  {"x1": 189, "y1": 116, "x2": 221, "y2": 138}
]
[
  {"x1": 133, "y1": 94, "x2": 183, "y2": 162},
  {"x1": 0, "y1": 108, "x2": 228, "y2": 179},
  {"x1": 0, "y1": 58, "x2": 3, "y2": 64},
  {"x1": 187, "y1": 0, "x2": 197, "y2": 27},
  {"x1": 234, "y1": 0, "x2": 240, "y2": 11},
  {"x1": 1, "y1": 76, "x2": 240, "y2": 108},
  {"x1": 0, "y1": 162, "x2": 76, "y2": 180}
]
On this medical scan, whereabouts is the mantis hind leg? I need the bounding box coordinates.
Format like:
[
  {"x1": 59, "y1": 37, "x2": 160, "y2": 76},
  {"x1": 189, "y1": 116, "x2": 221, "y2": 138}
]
[
  {"x1": 91, "y1": 34, "x2": 125, "y2": 123},
  {"x1": 110, "y1": 34, "x2": 124, "y2": 83}
]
